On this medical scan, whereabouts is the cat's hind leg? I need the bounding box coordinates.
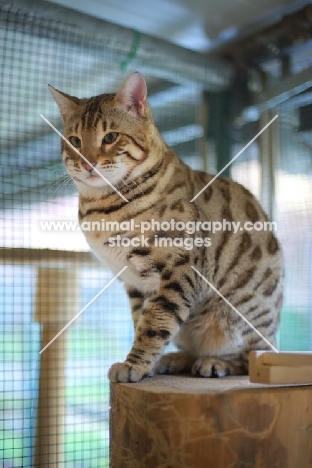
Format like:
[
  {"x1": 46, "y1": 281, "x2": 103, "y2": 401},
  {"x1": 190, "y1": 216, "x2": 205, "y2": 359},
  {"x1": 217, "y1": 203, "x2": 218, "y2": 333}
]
[
  {"x1": 155, "y1": 351, "x2": 195, "y2": 375},
  {"x1": 192, "y1": 353, "x2": 248, "y2": 377}
]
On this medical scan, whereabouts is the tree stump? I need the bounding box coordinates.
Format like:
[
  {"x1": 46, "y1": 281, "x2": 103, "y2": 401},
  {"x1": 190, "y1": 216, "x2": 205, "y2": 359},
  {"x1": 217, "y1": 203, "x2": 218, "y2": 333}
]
[{"x1": 110, "y1": 374, "x2": 312, "y2": 468}]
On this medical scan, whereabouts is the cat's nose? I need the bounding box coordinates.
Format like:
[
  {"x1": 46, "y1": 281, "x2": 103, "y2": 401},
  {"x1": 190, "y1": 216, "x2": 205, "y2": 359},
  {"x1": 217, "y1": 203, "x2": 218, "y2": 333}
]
[{"x1": 82, "y1": 161, "x2": 96, "y2": 172}]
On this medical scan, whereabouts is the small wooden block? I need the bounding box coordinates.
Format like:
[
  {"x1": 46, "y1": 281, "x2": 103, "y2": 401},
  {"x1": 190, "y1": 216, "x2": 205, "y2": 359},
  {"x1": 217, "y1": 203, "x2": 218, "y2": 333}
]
[{"x1": 249, "y1": 351, "x2": 312, "y2": 384}]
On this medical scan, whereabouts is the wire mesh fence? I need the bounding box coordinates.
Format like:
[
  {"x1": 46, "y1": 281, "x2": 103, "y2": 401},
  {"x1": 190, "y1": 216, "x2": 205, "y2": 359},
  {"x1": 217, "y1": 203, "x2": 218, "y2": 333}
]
[
  {"x1": 274, "y1": 103, "x2": 312, "y2": 351},
  {"x1": 252, "y1": 49, "x2": 312, "y2": 351}
]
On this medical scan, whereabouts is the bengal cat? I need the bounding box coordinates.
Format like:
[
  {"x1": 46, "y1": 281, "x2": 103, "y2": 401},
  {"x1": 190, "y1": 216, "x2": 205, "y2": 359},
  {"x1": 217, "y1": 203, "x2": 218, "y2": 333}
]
[{"x1": 49, "y1": 72, "x2": 283, "y2": 383}]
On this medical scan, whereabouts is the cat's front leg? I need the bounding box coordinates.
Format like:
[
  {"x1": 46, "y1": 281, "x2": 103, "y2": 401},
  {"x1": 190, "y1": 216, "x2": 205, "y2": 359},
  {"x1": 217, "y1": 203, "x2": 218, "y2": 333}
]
[
  {"x1": 108, "y1": 292, "x2": 190, "y2": 383},
  {"x1": 126, "y1": 285, "x2": 145, "y2": 330}
]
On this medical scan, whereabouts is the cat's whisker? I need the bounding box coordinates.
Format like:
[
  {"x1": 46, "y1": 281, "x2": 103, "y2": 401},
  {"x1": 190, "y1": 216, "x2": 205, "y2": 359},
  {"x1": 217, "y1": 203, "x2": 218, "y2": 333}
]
[
  {"x1": 50, "y1": 182, "x2": 72, "y2": 199},
  {"x1": 128, "y1": 177, "x2": 145, "y2": 197},
  {"x1": 44, "y1": 173, "x2": 73, "y2": 199},
  {"x1": 44, "y1": 171, "x2": 68, "y2": 187},
  {"x1": 120, "y1": 178, "x2": 135, "y2": 200},
  {"x1": 58, "y1": 176, "x2": 74, "y2": 194}
]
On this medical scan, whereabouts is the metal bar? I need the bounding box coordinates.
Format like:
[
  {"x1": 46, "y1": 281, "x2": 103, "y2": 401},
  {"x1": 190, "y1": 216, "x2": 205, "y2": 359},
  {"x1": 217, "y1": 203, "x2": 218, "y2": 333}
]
[
  {"x1": 248, "y1": 66, "x2": 312, "y2": 116},
  {"x1": 259, "y1": 110, "x2": 278, "y2": 220},
  {"x1": 197, "y1": 92, "x2": 209, "y2": 173},
  {"x1": 1, "y1": 0, "x2": 233, "y2": 91},
  {"x1": 208, "y1": 91, "x2": 232, "y2": 177}
]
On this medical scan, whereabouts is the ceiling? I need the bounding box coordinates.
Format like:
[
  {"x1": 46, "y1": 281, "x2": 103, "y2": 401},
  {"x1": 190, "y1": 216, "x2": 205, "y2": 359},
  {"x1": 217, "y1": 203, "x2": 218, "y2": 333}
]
[
  {"x1": 45, "y1": 0, "x2": 310, "y2": 51},
  {"x1": 1, "y1": 0, "x2": 311, "y2": 210}
]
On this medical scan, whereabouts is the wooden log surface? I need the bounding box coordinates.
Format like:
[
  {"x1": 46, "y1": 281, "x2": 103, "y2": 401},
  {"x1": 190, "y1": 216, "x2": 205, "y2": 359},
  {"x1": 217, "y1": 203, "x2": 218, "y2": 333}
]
[{"x1": 110, "y1": 374, "x2": 312, "y2": 468}]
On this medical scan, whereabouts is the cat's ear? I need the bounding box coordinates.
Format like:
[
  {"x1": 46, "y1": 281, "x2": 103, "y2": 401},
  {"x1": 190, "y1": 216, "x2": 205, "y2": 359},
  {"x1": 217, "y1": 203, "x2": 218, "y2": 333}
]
[
  {"x1": 48, "y1": 85, "x2": 80, "y2": 123},
  {"x1": 115, "y1": 72, "x2": 147, "y2": 116}
]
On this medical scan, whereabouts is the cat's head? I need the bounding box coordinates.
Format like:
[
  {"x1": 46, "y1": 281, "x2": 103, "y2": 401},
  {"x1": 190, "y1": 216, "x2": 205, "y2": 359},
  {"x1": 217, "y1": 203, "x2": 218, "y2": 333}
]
[{"x1": 49, "y1": 73, "x2": 160, "y2": 192}]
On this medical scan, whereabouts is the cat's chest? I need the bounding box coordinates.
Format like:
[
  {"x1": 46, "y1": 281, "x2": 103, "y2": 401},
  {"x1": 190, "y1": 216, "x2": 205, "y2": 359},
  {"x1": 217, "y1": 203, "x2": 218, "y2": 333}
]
[{"x1": 85, "y1": 232, "x2": 144, "y2": 289}]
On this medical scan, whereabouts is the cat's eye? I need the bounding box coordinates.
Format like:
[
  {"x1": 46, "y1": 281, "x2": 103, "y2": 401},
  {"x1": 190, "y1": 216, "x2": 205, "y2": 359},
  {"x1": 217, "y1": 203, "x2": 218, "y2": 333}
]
[
  {"x1": 69, "y1": 136, "x2": 81, "y2": 147},
  {"x1": 102, "y1": 132, "x2": 118, "y2": 144}
]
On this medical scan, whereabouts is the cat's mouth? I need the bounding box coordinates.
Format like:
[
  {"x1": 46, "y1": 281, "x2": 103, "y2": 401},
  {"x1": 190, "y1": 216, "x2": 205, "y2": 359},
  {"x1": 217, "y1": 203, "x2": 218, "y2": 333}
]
[
  {"x1": 87, "y1": 167, "x2": 116, "y2": 178},
  {"x1": 88, "y1": 169, "x2": 117, "y2": 180},
  {"x1": 86, "y1": 173, "x2": 106, "y2": 184},
  {"x1": 80, "y1": 167, "x2": 120, "y2": 187},
  {"x1": 72, "y1": 164, "x2": 124, "y2": 188}
]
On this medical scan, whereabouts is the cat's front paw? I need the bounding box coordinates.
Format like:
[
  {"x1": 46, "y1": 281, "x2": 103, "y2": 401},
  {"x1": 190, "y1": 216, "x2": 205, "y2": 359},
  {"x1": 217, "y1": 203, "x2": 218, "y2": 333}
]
[
  {"x1": 108, "y1": 361, "x2": 153, "y2": 383},
  {"x1": 192, "y1": 357, "x2": 229, "y2": 378}
]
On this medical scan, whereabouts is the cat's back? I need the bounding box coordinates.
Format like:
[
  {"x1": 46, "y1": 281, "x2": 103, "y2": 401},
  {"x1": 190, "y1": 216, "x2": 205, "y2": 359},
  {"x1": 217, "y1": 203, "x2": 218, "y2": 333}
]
[
  {"x1": 191, "y1": 170, "x2": 283, "y2": 288},
  {"x1": 193, "y1": 171, "x2": 268, "y2": 223}
]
